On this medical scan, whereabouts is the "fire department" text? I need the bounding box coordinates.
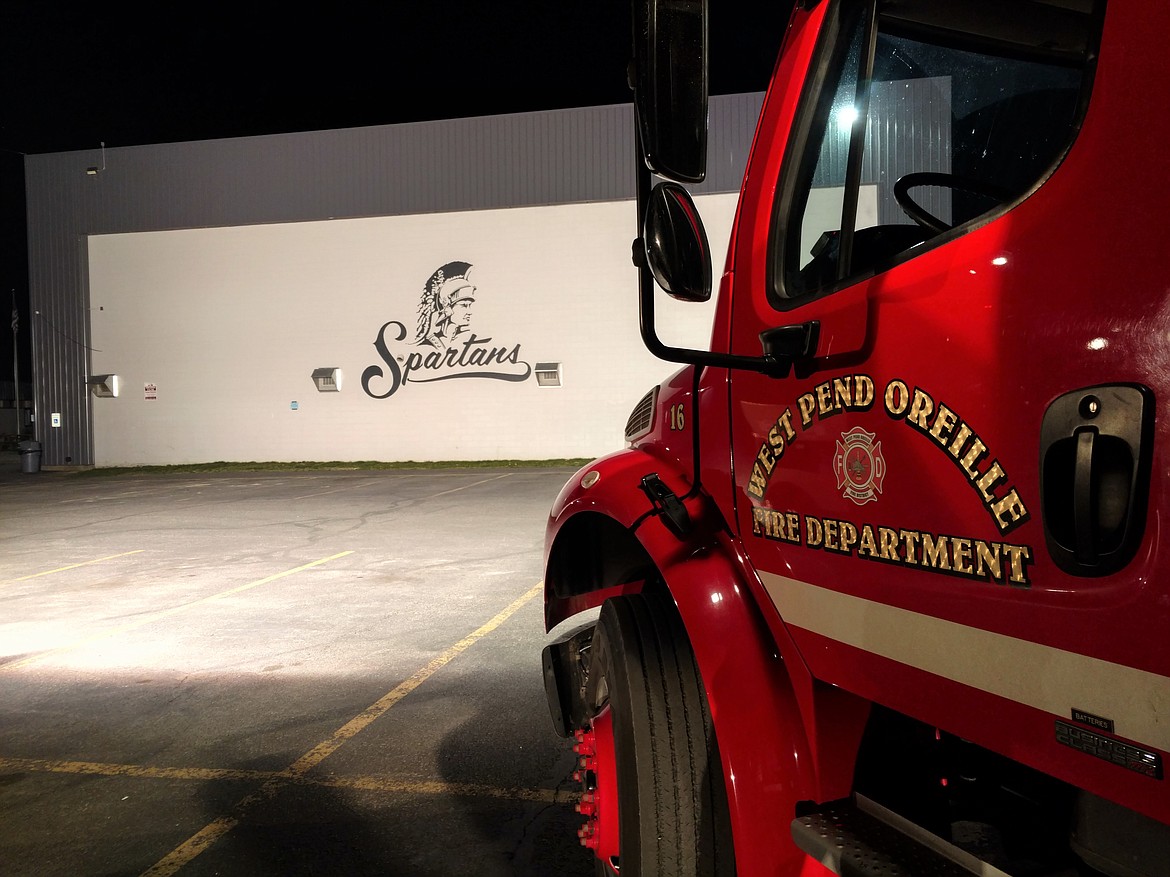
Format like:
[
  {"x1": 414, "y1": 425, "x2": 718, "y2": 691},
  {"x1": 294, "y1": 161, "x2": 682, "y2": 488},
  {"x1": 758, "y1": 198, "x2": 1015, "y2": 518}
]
[{"x1": 751, "y1": 507, "x2": 1032, "y2": 586}]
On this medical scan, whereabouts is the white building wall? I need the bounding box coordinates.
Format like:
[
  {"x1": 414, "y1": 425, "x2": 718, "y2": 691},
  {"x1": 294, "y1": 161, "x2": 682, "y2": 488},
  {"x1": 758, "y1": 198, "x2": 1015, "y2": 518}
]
[{"x1": 88, "y1": 195, "x2": 736, "y2": 466}]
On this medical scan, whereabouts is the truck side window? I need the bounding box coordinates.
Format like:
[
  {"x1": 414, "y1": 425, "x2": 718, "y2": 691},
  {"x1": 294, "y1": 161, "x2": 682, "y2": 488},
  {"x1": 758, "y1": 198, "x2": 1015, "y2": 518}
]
[{"x1": 773, "y1": 0, "x2": 1102, "y2": 303}]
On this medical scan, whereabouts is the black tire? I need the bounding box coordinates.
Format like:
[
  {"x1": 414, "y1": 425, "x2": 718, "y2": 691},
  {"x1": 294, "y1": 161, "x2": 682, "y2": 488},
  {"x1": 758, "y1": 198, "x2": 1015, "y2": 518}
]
[{"x1": 586, "y1": 592, "x2": 736, "y2": 876}]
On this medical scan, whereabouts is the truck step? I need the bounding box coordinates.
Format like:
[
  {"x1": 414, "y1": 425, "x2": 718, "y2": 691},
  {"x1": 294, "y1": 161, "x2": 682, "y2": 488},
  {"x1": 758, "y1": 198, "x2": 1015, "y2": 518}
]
[{"x1": 792, "y1": 795, "x2": 1014, "y2": 877}]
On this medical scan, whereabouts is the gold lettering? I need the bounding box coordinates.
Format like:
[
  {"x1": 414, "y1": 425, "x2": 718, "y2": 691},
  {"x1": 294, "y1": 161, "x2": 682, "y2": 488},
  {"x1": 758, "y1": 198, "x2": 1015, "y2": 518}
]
[
  {"x1": 756, "y1": 444, "x2": 776, "y2": 475},
  {"x1": 797, "y1": 393, "x2": 817, "y2": 428},
  {"x1": 947, "y1": 423, "x2": 974, "y2": 459},
  {"x1": 753, "y1": 508, "x2": 801, "y2": 544},
  {"x1": 858, "y1": 524, "x2": 878, "y2": 557},
  {"x1": 879, "y1": 527, "x2": 900, "y2": 561},
  {"x1": 952, "y1": 537, "x2": 973, "y2": 575},
  {"x1": 816, "y1": 382, "x2": 835, "y2": 416},
  {"x1": 884, "y1": 379, "x2": 910, "y2": 416},
  {"x1": 832, "y1": 377, "x2": 854, "y2": 410},
  {"x1": 908, "y1": 388, "x2": 934, "y2": 430},
  {"x1": 763, "y1": 510, "x2": 779, "y2": 538},
  {"x1": 975, "y1": 462, "x2": 1007, "y2": 502},
  {"x1": 975, "y1": 541, "x2": 1002, "y2": 581},
  {"x1": 839, "y1": 521, "x2": 859, "y2": 553},
  {"x1": 781, "y1": 509, "x2": 1032, "y2": 587},
  {"x1": 1003, "y1": 544, "x2": 1032, "y2": 585},
  {"x1": 767, "y1": 423, "x2": 788, "y2": 454},
  {"x1": 854, "y1": 374, "x2": 875, "y2": 409},
  {"x1": 991, "y1": 490, "x2": 1029, "y2": 533},
  {"x1": 929, "y1": 404, "x2": 958, "y2": 447},
  {"x1": 921, "y1": 533, "x2": 951, "y2": 570},
  {"x1": 959, "y1": 438, "x2": 989, "y2": 479},
  {"x1": 747, "y1": 465, "x2": 767, "y2": 498},
  {"x1": 823, "y1": 518, "x2": 840, "y2": 550},
  {"x1": 899, "y1": 529, "x2": 921, "y2": 564},
  {"x1": 775, "y1": 409, "x2": 797, "y2": 441},
  {"x1": 770, "y1": 511, "x2": 796, "y2": 542},
  {"x1": 786, "y1": 512, "x2": 801, "y2": 540},
  {"x1": 804, "y1": 515, "x2": 823, "y2": 548}
]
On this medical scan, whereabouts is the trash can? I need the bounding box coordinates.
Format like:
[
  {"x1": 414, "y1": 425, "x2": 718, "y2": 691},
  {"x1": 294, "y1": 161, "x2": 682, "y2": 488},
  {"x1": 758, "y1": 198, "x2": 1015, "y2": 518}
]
[{"x1": 18, "y1": 440, "x2": 42, "y2": 474}]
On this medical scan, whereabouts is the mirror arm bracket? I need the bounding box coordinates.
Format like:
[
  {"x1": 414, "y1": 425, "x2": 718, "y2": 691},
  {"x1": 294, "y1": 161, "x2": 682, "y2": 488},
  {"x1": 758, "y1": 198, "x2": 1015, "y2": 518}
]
[{"x1": 633, "y1": 102, "x2": 795, "y2": 378}]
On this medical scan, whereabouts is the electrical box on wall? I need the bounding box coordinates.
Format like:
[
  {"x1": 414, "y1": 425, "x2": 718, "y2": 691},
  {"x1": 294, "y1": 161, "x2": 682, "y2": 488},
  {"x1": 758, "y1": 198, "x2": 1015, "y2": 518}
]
[
  {"x1": 88, "y1": 374, "x2": 120, "y2": 397},
  {"x1": 311, "y1": 368, "x2": 343, "y2": 392},
  {"x1": 534, "y1": 362, "x2": 563, "y2": 388}
]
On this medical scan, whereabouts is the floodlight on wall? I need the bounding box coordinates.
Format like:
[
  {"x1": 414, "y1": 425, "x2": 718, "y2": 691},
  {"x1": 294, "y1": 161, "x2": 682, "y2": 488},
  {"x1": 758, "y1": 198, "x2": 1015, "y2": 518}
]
[
  {"x1": 86, "y1": 141, "x2": 106, "y2": 175},
  {"x1": 88, "y1": 374, "x2": 120, "y2": 397},
  {"x1": 534, "y1": 362, "x2": 563, "y2": 388},
  {"x1": 311, "y1": 367, "x2": 343, "y2": 392}
]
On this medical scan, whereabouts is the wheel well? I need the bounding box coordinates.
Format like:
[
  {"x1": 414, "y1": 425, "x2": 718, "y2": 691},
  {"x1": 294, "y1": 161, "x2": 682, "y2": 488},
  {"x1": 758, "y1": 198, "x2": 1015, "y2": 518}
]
[{"x1": 547, "y1": 511, "x2": 657, "y2": 600}]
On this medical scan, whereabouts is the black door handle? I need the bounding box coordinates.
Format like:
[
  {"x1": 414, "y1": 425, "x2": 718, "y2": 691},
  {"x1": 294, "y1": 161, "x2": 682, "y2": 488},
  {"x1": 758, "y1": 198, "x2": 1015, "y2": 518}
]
[
  {"x1": 759, "y1": 321, "x2": 820, "y2": 378},
  {"x1": 1073, "y1": 429, "x2": 1096, "y2": 564},
  {"x1": 1040, "y1": 385, "x2": 1153, "y2": 576}
]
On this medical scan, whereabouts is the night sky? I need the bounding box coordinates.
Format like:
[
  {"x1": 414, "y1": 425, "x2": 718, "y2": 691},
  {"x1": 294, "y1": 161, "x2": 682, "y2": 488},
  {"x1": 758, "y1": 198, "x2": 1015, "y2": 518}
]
[{"x1": 0, "y1": 2, "x2": 792, "y2": 389}]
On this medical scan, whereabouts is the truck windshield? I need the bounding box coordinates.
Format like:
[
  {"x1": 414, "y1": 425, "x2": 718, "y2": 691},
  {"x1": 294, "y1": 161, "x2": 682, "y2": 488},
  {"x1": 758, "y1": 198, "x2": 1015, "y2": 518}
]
[{"x1": 778, "y1": 0, "x2": 1102, "y2": 300}]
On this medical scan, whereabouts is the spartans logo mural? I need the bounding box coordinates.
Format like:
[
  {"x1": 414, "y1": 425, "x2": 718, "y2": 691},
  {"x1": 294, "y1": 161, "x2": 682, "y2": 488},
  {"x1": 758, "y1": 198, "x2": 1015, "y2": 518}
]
[{"x1": 362, "y1": 261, "x2": 532, "y2": 399}]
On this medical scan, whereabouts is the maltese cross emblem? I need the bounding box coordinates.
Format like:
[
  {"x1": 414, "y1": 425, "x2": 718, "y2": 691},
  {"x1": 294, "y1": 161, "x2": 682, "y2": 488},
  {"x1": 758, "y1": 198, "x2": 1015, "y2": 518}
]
[{"x1": 834, "y1": 427, "x2": 886, "y2": 505}]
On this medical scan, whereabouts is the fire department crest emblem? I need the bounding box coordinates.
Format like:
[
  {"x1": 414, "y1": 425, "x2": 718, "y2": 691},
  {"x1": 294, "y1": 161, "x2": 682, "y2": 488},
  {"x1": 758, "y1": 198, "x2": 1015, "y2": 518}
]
[{"x1": 834, "y1": 427, "x2": 886, "y2": 505}]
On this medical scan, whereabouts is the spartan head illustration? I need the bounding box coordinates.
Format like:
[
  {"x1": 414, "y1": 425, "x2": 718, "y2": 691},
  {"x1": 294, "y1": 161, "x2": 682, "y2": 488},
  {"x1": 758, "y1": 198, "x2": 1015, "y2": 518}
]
[{"x1": 414, "y1": 261, "x2": 477, "y2": 348}]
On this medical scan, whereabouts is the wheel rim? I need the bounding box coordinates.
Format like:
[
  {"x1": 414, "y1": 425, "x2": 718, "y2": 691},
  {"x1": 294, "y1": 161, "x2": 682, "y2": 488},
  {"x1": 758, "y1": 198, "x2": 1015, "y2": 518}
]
[{"x1": 574, "y1": 705, "x2": 620, "y2": 873}]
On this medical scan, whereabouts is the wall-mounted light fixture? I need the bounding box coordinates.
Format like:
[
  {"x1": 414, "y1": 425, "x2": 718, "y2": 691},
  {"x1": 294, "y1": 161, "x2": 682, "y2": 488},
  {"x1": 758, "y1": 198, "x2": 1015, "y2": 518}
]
[
  {"x1": 88, "y1": 374, "x2": 120, "y2": 397},
  {"x1": 86, "y1": 142, "x2": 106, "y2": 175},
  {"x1": 534, "y1": 362, "x2": 563, "y2": 388},
  {"x1": 311, "y1": 367, "x2": 343, "y2": 392}
]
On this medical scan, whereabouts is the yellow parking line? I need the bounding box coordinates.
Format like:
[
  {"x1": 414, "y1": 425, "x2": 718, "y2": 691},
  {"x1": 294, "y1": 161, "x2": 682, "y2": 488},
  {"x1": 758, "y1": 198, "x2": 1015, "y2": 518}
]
[
  {"x1": 142, "y1": 580, "x2": 543, "y2": 877},
  {"x1": 290, "y1": 477, "x2": 383, "y2": 501},
  {"x1": 2, "y1": 551, "x2": 354, "y2": 672},
  {"x1": 428, "y1": 472, "x2": 514, "y2": 500},
  {"x1": 0, "y1": 755, "x2": 575, "y2": 804},
  {"x1": 0, "y1": 756, "x2": 268, "y2": 783},
  {"x1": 291, "y1": 472, "x2": 513, "y2": 503},
  {"x1": 3, "y1": 549, "x2": 145, "y2": 584},
  {"x1": 288, "y1": 579, "x2": 541, "y2": 772}
]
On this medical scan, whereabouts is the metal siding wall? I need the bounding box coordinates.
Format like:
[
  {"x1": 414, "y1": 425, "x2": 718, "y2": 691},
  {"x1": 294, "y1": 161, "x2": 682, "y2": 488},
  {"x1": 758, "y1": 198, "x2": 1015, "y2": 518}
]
[
  {"x1": 24, "y1": 94, "x2": 763, "y2": 466},
  {"x1": 24, "y1": 161, "x2": 93, "y2": 466},
  {"x1": 808, "y1": 78, "x2": 951, "y2": 223}
]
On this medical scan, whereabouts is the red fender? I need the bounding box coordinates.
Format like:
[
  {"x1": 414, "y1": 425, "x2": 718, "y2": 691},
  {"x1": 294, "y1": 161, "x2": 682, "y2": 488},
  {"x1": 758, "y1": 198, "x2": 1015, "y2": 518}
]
[{"x1": 545, "y1": 448, "x2": 840, "y2": 874}]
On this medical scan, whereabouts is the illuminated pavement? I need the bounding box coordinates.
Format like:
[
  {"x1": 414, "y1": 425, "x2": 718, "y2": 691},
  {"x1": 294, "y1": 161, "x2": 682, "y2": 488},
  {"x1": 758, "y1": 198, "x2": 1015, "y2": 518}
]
[{"x1": 0, "y1": 460, "x2": 592, "y2": 876}]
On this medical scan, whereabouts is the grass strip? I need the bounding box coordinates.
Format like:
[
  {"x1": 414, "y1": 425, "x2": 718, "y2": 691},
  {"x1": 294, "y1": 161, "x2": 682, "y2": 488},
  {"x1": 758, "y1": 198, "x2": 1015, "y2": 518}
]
[{"x1": 69, "y1": 458, "x2": 593, "y2": 477}]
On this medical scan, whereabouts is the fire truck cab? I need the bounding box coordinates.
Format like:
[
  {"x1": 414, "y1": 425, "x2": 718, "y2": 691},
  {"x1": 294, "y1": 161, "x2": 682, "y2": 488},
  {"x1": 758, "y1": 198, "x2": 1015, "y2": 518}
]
[{"x1": 541, "y1": 1, "x2": 1169, "y2": 874}]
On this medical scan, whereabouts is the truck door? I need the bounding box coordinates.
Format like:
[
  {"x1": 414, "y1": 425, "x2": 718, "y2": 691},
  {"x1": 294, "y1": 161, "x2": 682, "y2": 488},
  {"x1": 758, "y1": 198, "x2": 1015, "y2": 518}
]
[{"x1": 728, "y1": 0, "x2": 1169, "y2": 824}]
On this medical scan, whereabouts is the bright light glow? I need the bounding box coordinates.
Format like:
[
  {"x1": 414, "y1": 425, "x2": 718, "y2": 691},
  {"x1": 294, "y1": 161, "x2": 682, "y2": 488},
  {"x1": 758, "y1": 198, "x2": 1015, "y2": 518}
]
[
  {"x1": 991, "y1": 256, "x2": 1008, "y2": 266},
  {"x1": 1088, "y1": 337, "x2": 1108, "y2": 351},
  {"x1": 710, "y1": 592, "x2": 724, "y2": 604},
  {"x1": 836, "y1": 106, "x2": 859, "y2": 130}
]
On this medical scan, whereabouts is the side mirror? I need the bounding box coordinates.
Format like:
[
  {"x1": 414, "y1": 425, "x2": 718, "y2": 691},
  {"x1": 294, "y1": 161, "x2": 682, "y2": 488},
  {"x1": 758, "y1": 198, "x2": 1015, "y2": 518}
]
[
  {"x1": 632, "y1": 0, "x2": 708, "y2": 183},
  {"x1": 642, "y1": 182, "x2": 712, "y2": 303}
]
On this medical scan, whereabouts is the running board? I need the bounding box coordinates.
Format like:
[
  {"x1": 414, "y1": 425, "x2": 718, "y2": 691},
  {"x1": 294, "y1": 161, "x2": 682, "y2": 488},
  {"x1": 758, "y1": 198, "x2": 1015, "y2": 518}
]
[{"x1": 792, "y1": 794, "x2": 1013, "y2": 876}]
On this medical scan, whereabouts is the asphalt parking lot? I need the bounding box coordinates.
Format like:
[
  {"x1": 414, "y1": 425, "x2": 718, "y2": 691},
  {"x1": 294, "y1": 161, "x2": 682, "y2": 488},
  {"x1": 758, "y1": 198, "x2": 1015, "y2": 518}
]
[{"x1": 0, "y1": 456, "x2": 593, "y2": 877}]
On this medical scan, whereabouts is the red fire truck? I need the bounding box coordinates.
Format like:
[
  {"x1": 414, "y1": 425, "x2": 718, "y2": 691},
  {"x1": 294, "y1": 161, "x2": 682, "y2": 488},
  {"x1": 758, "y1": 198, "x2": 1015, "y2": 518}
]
[{"x1": 541, "y1": 0, "x2": 1168, "y2": 874}]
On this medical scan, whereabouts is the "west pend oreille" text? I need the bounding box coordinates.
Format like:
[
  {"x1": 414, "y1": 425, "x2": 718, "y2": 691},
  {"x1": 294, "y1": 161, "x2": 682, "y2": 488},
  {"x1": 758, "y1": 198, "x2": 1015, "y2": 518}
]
[{"x1": 747, "y1": 374, "x2": 1028, "y2": 535}]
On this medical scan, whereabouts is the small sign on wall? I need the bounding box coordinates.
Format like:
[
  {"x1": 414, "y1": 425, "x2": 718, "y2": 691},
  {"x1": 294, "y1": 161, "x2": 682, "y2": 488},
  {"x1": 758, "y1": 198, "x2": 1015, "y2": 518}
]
[{"x1": 144, "y1": 383, "x2": 158, "y2": 401}]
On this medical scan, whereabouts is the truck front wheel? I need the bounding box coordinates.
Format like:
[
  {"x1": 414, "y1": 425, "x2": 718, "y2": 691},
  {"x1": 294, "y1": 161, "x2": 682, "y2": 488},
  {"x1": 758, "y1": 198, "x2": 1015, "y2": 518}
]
[{"x1": 578, "y1": 592, "x2": 735, "y2": 876}]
